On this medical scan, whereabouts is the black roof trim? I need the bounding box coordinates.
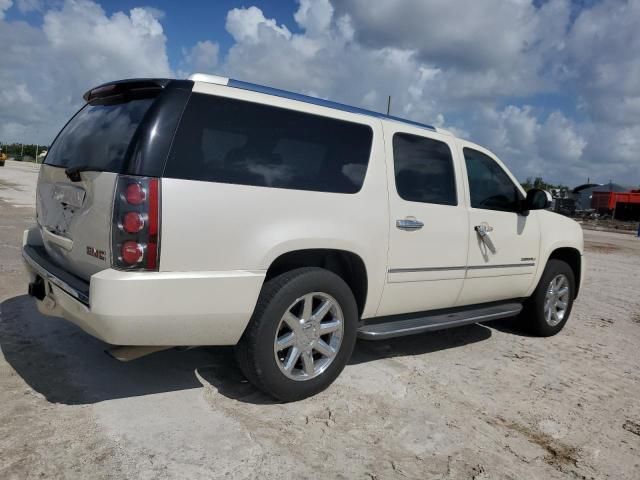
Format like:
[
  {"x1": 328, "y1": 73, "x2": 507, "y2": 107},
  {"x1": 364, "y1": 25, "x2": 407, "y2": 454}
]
[{"x1": 83, "y1": 78, "x2": 173, "y2": 102}]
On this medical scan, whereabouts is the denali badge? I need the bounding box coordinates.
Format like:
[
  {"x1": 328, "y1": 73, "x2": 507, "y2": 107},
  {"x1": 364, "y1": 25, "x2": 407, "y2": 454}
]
[{"x1": 87, "y1": 246, "x2": 106, "y2": 261}]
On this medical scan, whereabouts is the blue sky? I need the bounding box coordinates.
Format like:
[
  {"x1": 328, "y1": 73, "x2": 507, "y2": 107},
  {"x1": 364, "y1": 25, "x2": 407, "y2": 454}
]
[
  {"x1": 1, "y1": 0, "x2": 638, "y2": 186},
  {"x1": 103, "y1": 0, "x2": 301, "y2": 62},
  {"x1": 3, "y1": 0, "x2": 303, "y2": 75}
]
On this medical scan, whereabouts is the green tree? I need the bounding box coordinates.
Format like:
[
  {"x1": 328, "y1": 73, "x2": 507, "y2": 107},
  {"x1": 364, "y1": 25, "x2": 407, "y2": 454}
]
[
  {"x1": 521, "y1": 177, "x2": 533, "y2": 190},
  {"x1": 520, "y1": 176, "x2": 570, "y2": 192},
  {"x1": 0, "y1": 142, "x2": 49, "y2": 161}
]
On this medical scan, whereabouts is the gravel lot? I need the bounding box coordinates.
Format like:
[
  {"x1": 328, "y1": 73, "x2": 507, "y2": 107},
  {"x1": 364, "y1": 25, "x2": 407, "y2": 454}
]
[{"x1": 1, "y1": 160, "x2": 639, "y2": 479}]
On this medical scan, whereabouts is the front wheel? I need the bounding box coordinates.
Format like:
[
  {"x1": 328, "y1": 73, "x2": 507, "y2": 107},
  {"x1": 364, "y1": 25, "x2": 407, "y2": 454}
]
[
  {"x1": 235, "y1": 267, "x2": 358, "y2": 401},
  {"x1": 521, "y1": 259, "x2": 575, "y2": 336}
]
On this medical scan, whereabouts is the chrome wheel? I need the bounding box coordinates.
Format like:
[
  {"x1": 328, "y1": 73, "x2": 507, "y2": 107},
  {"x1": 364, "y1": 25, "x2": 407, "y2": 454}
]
[
  {"x1": 544, "y1": 274, "x2": 570, "y2": 327},
  {"x1": 274, "y1": 292, "x2": 344, "y2": 381}
]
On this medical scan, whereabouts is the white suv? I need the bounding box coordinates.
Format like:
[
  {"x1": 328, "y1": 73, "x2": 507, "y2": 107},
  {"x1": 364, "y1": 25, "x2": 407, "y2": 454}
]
[{"x1": 23, "y1": 74, "x2": 584, "y2": 401}]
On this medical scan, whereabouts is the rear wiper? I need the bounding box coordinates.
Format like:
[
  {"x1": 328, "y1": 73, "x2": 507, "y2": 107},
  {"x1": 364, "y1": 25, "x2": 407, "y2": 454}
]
[{"x1": 64, "y1": 165, "x2": 109, "y2": 182}]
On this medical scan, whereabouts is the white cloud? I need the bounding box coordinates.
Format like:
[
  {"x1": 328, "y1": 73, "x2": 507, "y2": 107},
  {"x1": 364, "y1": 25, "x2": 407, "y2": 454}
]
[
  {"x1": 139, "y1": 6, "x2": 165, "y2": 21},
  {"x1": 294, "y1": 0, "x2": 333, "y2": 36},
  {"x1": 1, "y1": 0, "x2": 638, "y2": 186},
  {"x1": 220, "y1": 5, "x2": 446, "y2": 126},
  {"x1": 464, "y1": 105, "x2": 587, "y2": 183},
  {"x1": 0, "y1": 0, "x2": 13, "y2": 19},
  {"x1": 565, "y1": 0, "x2": 640, "y2": 127},
  {"x1": 539, "y1": 112, "x2": 586, "y2": 164},
  {"x1": 0, "y1": 0, "x2": 171, "y2": 143},
  {"x1": 225, "y1": 6, "x2": 291, "y2": 44},
  {"x1": 16, "y1": 0, "x2": 42, "y2": 13},
  {"x1": 211, "y1": 0, "x2": 638, "y2": 185},
  {"x1": 333, "y1": 0, "x2": 573, "y2": 97},
  {"x1": 335, "y1": 0, "x2": 536, "y2": 67},
  {"x1": 180, "y1": 40, "x2": 219, "y2": 75}
]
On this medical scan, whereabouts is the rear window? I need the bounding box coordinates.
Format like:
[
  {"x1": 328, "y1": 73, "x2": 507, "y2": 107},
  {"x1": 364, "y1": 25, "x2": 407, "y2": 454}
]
[
  {"x1": 164, "y1": 93, "x2": 373, "y2": 193},
  {"x1": 393, "y1": 133, "x2": 457, "y2": 206},
  {"x1": 45, "y1": 98, "x2": 154, "y2": 171}
]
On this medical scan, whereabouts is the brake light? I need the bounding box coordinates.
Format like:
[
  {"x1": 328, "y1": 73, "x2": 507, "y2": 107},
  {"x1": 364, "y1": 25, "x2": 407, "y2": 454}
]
[
  {"x1": 122, "y1": 212, "x2": 145, "y2": 233},
  {"x1": 121, "y1": 241, "x2": 144, "y2": 264},
  {"x1": 125, "y1": 183, "x2": 146, "y2": 205},
  {"x1": 112, "y1": 176, "x2": 160, "y2": 270}
]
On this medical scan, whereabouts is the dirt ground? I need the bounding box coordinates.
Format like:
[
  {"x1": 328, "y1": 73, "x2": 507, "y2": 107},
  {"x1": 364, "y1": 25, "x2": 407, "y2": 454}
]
[
  {"x1": 580, "y1": 217, "x2": 639, "y2": 235},
  {"x1": 1, "y1": 161, "x2": 639, "y2": 479}
]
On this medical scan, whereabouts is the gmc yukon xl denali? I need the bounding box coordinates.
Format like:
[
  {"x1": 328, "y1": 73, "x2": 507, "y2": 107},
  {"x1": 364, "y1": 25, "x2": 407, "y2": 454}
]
[{"x1": 23, "y1": 74, "x2": 584, "y2": 401}]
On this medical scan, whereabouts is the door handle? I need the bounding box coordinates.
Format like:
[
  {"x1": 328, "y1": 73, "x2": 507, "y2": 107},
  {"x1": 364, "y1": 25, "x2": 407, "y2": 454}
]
[
  {"x1": 474, "y1": 223, "x2": 493, "y2": 237},
  {"x1": 474, "y1": 223, "x2": 497, "y2": 253},
  {"x1": 396, "y1": 218, "x2": 424, "y2": 230}
]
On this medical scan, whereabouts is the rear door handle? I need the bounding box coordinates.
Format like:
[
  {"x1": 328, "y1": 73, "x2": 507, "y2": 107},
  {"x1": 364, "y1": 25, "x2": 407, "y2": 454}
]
[{"x1": 396, "y1": 218, "x2": 424, "y2": 230}]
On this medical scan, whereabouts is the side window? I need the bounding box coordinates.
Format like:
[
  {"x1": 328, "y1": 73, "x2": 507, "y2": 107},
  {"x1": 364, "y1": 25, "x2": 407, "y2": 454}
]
[
  {"x1": 463, "y1": 148, "x2": 523, "y2": 212},
  {"x1": 164, "y1": 93, "x2": 373, "y2": 194},
  {"x1": 392, "y1": 133, "x2": 457, "y2": 206}
]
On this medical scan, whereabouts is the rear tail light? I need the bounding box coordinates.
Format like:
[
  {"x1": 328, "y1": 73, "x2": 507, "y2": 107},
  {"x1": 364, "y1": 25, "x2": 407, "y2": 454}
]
[
  {"x1": 112, "y1": 176, "x2": 160, "y2": 270},
  {"x1": 125, "y1": 183, "x2": 147, "y2": 205},
  {"x1": 121, "y1": 240, "x2": 144, "y2": 264},
  {"x1": 122, "y1": 212, "x2": 145, "y2": 233}
]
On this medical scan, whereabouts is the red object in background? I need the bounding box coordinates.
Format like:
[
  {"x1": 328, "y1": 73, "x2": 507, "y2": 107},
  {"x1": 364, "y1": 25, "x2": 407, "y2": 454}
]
[{"x1": 591, "y1": 191, "x2": 640, "y2": 211}]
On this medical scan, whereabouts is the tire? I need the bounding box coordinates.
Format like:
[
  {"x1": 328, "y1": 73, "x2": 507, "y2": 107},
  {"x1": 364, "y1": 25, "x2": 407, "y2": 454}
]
[
  {"x1": 235, "y1": 267, "x2": 358, "y2": 401},
  {"x1": 521, "y1": 259, "x2": 575, "y2": 336}
]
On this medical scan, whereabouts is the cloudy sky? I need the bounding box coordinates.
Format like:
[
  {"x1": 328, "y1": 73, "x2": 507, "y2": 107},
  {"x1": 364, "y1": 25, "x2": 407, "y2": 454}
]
[{"x1": 1, "y1": 0, "x2": 638, "y2": 186}]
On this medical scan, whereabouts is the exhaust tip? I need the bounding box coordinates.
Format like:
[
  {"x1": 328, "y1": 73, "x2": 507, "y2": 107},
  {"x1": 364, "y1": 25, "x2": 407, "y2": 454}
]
[{"x1": 28, "y1": 276, "x2": 46, "y2": 300}]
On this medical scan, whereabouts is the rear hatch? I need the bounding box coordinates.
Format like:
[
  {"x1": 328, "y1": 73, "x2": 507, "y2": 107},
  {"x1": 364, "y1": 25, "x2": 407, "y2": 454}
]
[{"x1": 36, "y1": 79, "x2": 191, "y2": 281}]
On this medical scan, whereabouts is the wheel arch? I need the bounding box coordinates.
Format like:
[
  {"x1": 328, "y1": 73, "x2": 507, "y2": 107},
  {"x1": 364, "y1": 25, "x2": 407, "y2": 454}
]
[
  {"x1": 264, "y1": 248, "x2": 368, "y2": 317},
  {"x1": 546, "y1": 247, "x2": 582, "y2": 298}
]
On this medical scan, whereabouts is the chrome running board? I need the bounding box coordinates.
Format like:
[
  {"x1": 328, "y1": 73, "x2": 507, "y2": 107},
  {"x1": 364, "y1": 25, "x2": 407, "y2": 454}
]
[{"x1": 357, "y1": 302, "x2": 523, "y2": 340}]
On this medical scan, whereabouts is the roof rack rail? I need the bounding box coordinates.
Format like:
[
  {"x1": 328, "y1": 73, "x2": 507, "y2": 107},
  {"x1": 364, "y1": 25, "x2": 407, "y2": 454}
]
[
  {"x1": 188, "y1": 73, "x2": 229, "y2": 85},
  {"x1": 188, "y1": 73, "x2": 436, "y2": 132}
]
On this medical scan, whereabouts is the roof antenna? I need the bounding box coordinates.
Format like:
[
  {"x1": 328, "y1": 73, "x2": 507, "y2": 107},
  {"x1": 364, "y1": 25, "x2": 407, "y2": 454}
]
[{"x1": 386, "y1": 95, "x2": 392, "y2": 115}]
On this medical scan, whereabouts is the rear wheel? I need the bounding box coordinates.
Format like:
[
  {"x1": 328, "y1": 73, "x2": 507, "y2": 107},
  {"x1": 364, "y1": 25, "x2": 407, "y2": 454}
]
[
  {"x1": 521, "y1": 259, "x2": 575, "y2": 336},
  {"x1": 235, "y1": 267, "x2": 358, "y2": 401}
]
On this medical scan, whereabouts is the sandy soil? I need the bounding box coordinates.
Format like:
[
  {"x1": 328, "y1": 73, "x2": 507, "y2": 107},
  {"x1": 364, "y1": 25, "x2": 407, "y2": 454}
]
[{"x1": 1, "y1": 162, "x2": 639, "y2": 479}]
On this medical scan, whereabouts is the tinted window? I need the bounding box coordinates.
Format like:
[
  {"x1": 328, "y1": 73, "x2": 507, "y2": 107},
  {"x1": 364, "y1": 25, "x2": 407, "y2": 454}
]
[
  {"x1": 393, "y1": 133, "x2": 457, "y2": 205},
  {"x1": 45, "y1": 98, "x2": 153, "y2": 171},
  {"x1": 464, "y1": 148, "x2": 523, "y2": 212},
  {"x1": 165, "y1": 94, "x2": 373, "y2": 193}
]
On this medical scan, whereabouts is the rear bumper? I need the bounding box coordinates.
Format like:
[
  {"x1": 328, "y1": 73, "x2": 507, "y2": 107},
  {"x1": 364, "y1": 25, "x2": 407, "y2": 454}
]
[
  {"x1": 23, "y1": 244, "x2": 90, "y2": 305},
  {"x1": 22, "y1": 230, "x2": 265, "y2": 346}
]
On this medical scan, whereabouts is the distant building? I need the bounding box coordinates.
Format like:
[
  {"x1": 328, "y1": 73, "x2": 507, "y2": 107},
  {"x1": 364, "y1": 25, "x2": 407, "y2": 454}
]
[{"x1": 572, "y1": 183, "x2": 627, "y2": 211}]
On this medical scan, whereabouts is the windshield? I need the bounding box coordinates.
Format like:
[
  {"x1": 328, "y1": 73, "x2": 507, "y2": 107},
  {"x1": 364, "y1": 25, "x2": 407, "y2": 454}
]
[{"x1": 45, "y1": 98, "x2": 154, "y2": 172}]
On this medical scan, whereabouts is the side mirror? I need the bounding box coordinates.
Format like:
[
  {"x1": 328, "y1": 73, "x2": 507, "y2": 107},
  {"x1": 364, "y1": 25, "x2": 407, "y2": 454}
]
[{"x1": 524, "y1": 188, "x2": 552, "y2": 211}]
